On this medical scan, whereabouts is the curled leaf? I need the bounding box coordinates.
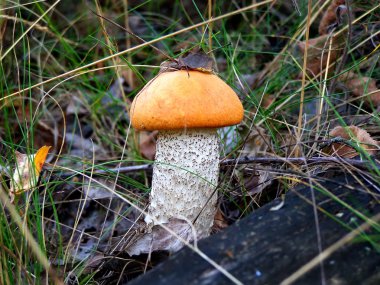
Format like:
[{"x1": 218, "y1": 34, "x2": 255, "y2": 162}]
[
  {"x1": 298, "y1": 33, "x2": 344, "y2": 77},
  {"x1": 237, "y1": 127, "x2": 273, "y2": 195},
  {"x1": 325, "y1": 126, "x2": 378, "y2": 158},
  {"x1": 212, "y1": 208, "x2": 228, "y2": 232},
  {"x1": 126, "y1": 218, "x2": 193, "y2": 255},
  {"x1": 339, "y1": 71, "x2": 380, "y2": 107},
  {"x1": 34, "y1": 146, "x2": 51, "y2": 174},
  {"x1": 138, "y1": 131, "x2": 158, "y2": 160},
  {"x1": 319, "y1": 0, "x2": 346, "y2": 35},
  {"x1": 10, "y1": 146, "x2": 51, "y2": 202}
]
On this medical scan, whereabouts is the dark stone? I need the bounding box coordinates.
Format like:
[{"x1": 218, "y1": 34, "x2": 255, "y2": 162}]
[{"x1": 128, "y1": 173, "x2": 380, "y2": 285}]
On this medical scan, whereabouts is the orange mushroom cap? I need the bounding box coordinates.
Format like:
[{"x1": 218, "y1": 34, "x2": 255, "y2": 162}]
[{"x1": 130, "y1": 70, "x2": 244, "y2": 131}]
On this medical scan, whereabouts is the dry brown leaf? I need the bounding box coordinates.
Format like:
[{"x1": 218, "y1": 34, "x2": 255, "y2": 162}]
[
  {"x1": 297, "y1": 33, "x2": 344, "y2": 77},
  {"x1": 126, "y1": 218, "x2": 194, "y2": 255},
  {"x1": 138, "y1": 131, "x2": 158, "y2": 160},
  {"x1": 66, "y1": 95, "x2": 88, "y2": 115},
  {"x1": 319, "y1": 0, "x2": 346, "y2": 35},
  {"x1": 237, "y1": 127, "x2": 273, "y2": 195},
  {"x1": 339, "y1": 71, "x2": 380, "y2": 107},
  {"x1": 261, "y1": 94, "x2": 275, "y2": 109},
  {"x1": 121, "y1": 69, "x2": 137, "y2": 90},
  {"x1": 240, "y1": 127, "x2": 269, "y2": 157},
  {"x1": 10, "y1": 145, "x2": 51, "y2": 202},
  {"x1": 326, "y1": 126, "x2": 378, "y2": 158},
  {"x1": 277, "y1": 133, "x2": 300, "y2": 158},
  {"x1": 212, "y1": 208, "x2": 228, "y2": 232}
]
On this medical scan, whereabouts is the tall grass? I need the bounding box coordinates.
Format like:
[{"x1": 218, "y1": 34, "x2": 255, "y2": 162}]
[{"x1": 0, "y1": 0, "x2": 379, "y2": 283}]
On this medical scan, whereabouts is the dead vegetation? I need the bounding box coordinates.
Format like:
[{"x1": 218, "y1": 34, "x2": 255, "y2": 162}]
[{"x1": 0, "y1": 0, "x2": 379, "y2": 284}]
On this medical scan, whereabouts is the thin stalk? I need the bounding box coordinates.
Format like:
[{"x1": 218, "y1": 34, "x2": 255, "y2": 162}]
[
  {"x1": 2, "y1": 0, "x2": 273, "y2": 102},
  {"x1": 296, "y1": 0, "x2": 312, "y2": 156},
  {"x1": 208, "y1": 0, "x2": 213, "y2": 51}
]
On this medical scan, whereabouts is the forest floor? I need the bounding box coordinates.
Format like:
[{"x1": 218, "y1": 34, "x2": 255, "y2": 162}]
[{"x1": 0, "y1": 0, "x2": 379, "y2": 284}]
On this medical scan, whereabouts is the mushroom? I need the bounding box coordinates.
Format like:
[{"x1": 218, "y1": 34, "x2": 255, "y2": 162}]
[{"x1": 130, "y1": 69, "x2": 243, "y2": 246}]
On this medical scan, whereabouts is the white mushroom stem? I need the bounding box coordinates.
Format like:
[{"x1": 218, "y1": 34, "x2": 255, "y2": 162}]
[{"x1": 144, "y1": 128, "x2": 219, "y2": 238}]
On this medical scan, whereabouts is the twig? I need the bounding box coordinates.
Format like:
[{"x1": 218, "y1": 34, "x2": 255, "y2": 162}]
[
  {"x1": 50, "y1": 163, "x2": 153, "y2": 178},
  {"x1": 47, "y1": 156, "x2": 380, "y2": 178},
  {"x1": 222, "y1": 156, "x2": 380, "y2": 171}
]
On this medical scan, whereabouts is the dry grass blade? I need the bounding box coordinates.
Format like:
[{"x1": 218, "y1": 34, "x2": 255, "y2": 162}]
[
  {"x1": 296, "y1": 0, "x2": 313, "y2": 157},
  {"x1": 0, "y1": 0, "x2": 61, "y2": 61},
  {"x1": 2, "y1": 0, "x2": 273, "y2": 102},
  {"x1": 2, "y1": 0, "x2": 379, "y2": 283}
]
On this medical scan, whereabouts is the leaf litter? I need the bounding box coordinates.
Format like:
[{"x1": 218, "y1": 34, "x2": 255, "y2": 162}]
[
  {"x1": 1, "y1": 0, "x2": 380, "y2": 283},
  {"x1": 9, "y1": 145, "x2": 51, "y2": 203}
]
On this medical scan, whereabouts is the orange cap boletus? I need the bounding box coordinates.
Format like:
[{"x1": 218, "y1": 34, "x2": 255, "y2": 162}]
[{"x1": 128, "y1": 69, "x2": 244, "y2": 255}]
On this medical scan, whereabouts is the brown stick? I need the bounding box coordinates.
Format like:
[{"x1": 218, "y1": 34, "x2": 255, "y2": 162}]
[{"x1": 48, "y1": 156, "x2": 380, "y2": 178}]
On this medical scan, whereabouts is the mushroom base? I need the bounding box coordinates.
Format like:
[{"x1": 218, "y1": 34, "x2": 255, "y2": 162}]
[{"x1": 145, "y1": 128, "x2": 219, "y2": 239}]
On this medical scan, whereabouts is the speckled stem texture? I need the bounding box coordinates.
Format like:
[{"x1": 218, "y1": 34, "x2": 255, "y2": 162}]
[{"x1": 145, "y1": 129, "x2": 219, "y2": 239}]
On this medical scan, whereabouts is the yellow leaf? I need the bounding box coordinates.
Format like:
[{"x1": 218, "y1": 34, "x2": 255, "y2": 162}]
[
  {"x1": 10, "y1": 146, "x2": 51, "y2": 203},
  {"x1": 34, "y1": 145, "x2": 51, "y2": 175}
]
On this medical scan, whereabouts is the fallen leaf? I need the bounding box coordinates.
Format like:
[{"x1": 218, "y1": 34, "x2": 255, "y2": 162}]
[
  {"x1": 319, "y1": 0, "x2": 346, "y2": 35},
  {"x1": 138, "y1": 131, "x2": 158, "y2": 160},
  {"x1": 122, "y1": 69, "x2": 137, "y2": 90},
  {"x1": 237, "y1": 127, "x2": 273, "y2": 195},
  {"x1": 212, "y1": 208, "x2": 228, "y2": 232},
  {"x1": 339, "y1": 71, "x2": 380, "y2": 107},
  {"x1": 66, "y1": 94, "x2": 88, "y2": 115},
  {"x1": 101, "y1": 77, "x2": 132, "y2": 122},
  {"x1": 10, "y1": 145, "x2": 51, "y2": 202},
  {"x1": 325, "y1": 126, "x2": 378, "y2": 158},
  {"x1": 64, "y1": 133, "x2": 106, "y2": 159},
  {"x1": 277, "y1": 132, "x2": 300, "y2": 158},
  {"x1": 297, "y1": 33, "x2": 344, "y2": 77},
  {"x1": 125, "y1": 218, "x2": 193, "y2": 255},
  {"x1": 261, "y1": 94, "x2": 275, "y2": 109}
]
